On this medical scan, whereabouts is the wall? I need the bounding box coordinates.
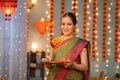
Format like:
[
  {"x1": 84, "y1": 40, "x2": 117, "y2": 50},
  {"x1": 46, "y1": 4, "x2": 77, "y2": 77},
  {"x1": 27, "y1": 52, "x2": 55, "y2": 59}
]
[{"x1": 0, "y1": 0, "x2": 27, "y2": 80}]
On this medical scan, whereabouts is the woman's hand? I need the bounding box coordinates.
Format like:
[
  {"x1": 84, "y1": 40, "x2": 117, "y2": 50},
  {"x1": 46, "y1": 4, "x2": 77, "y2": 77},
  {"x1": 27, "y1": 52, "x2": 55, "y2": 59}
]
[
  {"x1": 62, "y1": 59, "x2": 74, "y2": 68},
  {"x1": 42, "y1": 58, "x2": 51, "y2": 68}
]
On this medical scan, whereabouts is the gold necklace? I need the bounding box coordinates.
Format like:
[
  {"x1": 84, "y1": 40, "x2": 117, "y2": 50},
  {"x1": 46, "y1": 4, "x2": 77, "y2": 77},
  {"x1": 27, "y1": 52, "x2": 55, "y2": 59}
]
[{"x1": 61, "y1": 35, "x2": 75, "y2": 42}]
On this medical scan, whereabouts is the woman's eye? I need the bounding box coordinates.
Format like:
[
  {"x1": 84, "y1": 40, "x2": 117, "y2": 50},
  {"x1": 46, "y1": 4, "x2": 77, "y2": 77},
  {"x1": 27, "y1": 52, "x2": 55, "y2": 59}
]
[
  {"x1": 61, "y1": 23, "x2": 72, "y2": 26},
  {"x1": 61, "y1": 23, "x2": 65, "y2": 25},
  {"x1": 67, "y1": 23, "x2": 72, "y2": 26}
]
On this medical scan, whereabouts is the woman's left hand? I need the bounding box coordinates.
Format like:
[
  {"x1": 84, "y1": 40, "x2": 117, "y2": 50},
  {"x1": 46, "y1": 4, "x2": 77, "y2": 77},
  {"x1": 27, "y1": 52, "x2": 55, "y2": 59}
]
[{"x1": 62, "y1": 59, "x2": 73, "y2": 68}]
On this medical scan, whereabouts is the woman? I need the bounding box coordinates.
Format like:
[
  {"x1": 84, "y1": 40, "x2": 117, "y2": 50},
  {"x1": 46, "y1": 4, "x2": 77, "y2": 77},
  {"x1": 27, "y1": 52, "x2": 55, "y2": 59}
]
[{"x1": 43, "y1": 12, "x2": 90, "y2": 80}]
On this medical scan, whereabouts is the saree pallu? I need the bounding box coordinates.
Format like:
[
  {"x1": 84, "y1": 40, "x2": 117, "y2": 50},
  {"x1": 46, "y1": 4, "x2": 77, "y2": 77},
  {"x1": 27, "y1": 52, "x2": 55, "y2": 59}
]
[{"x1": 47, "y1": 37, "x2": 90, "y2": 80}]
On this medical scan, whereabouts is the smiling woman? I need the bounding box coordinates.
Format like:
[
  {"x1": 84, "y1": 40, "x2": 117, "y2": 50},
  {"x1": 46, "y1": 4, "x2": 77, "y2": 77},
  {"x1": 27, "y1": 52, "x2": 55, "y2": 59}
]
[{"x1": 42, "y1": 12, "x2": 91, "y2": 80}]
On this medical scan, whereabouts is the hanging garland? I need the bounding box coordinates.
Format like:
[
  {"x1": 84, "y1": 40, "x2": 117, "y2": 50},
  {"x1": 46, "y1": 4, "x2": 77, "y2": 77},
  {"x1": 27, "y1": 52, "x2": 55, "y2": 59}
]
[
  {"x1": 82, "y1": 0, "x2": 88, "y2": 39},
  {"x1": 61, "y1": 0, "x2": 64, "y2": 15},
  {"x1": 72, "y1": 0, "x2": 77, "y2": 15},
  {"x1": 72, "y1": 0, "x2": 77, "y2": 36},
  {"x1": 49, "y1": 0, "x2": 54, "y2": 43},
  {"x1": 114, "y1": 0, "x2": 120, "y2": 62},
  {"x1": 91, "y1": 0, "x2": 97, "y2": 60},
  {"x1": 102, "y1": 0, "x2": 107, "y2": 61}
]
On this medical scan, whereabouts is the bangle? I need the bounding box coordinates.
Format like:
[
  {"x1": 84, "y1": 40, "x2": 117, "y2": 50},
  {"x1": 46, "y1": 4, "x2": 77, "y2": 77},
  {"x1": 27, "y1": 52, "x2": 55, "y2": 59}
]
[{"x1": 69, "y1": 62, "x2": 74, "y2": 69}]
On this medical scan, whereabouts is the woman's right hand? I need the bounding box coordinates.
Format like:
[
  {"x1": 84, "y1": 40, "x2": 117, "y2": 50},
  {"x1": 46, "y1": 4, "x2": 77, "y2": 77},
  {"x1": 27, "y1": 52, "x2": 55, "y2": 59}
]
[{"x1": 42, "y1": 58, "x2": 51, "y2": 68}]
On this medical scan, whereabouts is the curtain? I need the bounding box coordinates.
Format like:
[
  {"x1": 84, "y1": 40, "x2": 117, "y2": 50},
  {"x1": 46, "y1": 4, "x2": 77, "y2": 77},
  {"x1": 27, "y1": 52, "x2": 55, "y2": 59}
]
[{"x1": 0, "y1": 0, "x2": 27, "y2": 80}]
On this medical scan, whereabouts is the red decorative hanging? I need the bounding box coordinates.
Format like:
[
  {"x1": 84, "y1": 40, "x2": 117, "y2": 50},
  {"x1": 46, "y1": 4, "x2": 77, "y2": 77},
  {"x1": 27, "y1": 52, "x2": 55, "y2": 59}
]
[
  {"x1": 91, "y1": 0, "x2": 97, "y2": 61},
  {"x1": 83, "y1": 0, "x2": 88, "y2": 39},
  {"x1": 72, "y1": 0, "x2": 77, "y2": 15},
  {"x1": 34, "y1": 18, "x2": 48, "y2": 35},
  {"x1": 114, "y1": 0, "x2": 120, "y2": 62},
  {"x1": 61, "y1": 0, "x2": 64, "y2": 15},
  {"x1": 102, "y1": 0, "x2": 107, "y2": 61},
  {"x1": 0, "y1": 0, "x2": 18, "y2": 20},
  {"x1": 49, "y1": 0, "x2": 54, "y2": 43}
]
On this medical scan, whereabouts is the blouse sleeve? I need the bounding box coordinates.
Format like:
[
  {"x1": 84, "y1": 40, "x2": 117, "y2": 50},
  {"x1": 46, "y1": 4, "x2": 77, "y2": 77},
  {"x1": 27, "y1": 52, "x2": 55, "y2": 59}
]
[{"x1": 49, "y1": 36, "x2": 61, "y2": 48}]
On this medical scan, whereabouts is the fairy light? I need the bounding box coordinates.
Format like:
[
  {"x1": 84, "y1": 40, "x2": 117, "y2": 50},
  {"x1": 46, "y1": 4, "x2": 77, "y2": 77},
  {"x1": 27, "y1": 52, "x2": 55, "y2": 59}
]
[
  {"x1": 96, "y1": 58, "x2": 99, "y2": 62},
  {"x1": 104, "y1": 1, "x2": 112, "y2": 75},
  {"x1": 40, "y1": 0, "x2": 51, "y2": 79},
  {"x1": 72, "y1": 0, "x2": 78, "y2": 36},
  {"x1": 95, "y1": 64, "x2": 99, "y2": 68},
  {"x1": 87, "y1": 11, "x2": 90, "y2": 14},
  {"x1": 106, "y1": 60, "x2": 109, "y2": 63},
  {"x1": 107, "y1": 0, "x2": 120, "y2": 75},
  {"x1": 96, "y1": 69, "x2": 99, "y2": 73},
  {"x1": 45, "y1": 0, "x2": 50, "y2": 52},
  {"x1": 109, "y1": 30, "x2": 112, "y2": 33},
  {"x1": 116, "y1": 64, "x2": 120, "y2": 73},
  {"x1": 76, "y1": 28, "x2": 79, "y2": 32},
  {"x1": 116, "y1": 65, "x2": 119, "y2": 69},
  {"x1": 85, "y1": 2, "x2": 91, "y2": 40},
  {"x1": 72, "y1": 0, "x2": 78, "y2": 15},
  {"x1": 96, "y1": 52, "x2": 99, "y2": 56},
  {"x1": 107, "y1": 53, "x2": 110, "y2": 56},
  {"x1": 108, "y1": 19, "x2": 111, "y2": 22},
  {"x1": 89, "y1": 0, "x2": 92, "y2": 3},
  {"x1": 95, "y1": 63, "x2": 99, "y2": 73},
  {"x1": 88, "y1": 16, "x2": 91, "y2": 20},
  {"x1": 106, "y1": 64, "x2": 109, "y2": 67}
]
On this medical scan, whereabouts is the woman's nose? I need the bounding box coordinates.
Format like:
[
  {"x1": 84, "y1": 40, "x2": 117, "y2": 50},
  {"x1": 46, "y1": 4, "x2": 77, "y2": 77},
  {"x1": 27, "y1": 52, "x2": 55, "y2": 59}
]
[{"x1": 64, "y1": 25, "x2": 68, "y2": 28}]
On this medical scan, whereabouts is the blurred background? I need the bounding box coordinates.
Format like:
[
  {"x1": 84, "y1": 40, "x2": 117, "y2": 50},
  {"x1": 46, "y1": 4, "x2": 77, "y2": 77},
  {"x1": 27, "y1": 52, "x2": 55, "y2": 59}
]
[{"x1": 0, "y1": 0, "x2": 120, "y2": 80}]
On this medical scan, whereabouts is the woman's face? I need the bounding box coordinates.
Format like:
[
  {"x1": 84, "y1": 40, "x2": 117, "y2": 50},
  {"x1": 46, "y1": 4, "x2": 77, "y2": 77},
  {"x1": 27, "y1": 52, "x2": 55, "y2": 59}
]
[{"x1": 61, "y1": 16, "x2": 75, "y2": 36}]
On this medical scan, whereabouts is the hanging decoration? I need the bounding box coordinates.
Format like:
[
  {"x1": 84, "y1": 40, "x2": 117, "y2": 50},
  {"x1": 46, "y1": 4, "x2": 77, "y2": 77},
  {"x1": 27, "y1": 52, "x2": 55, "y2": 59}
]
[
  {"x1": 49, "y1": 0, "x2": 54, "y2": 43},
  {"x1": 26, "y1": 0, "x2": 29, "y2": 53},
  {"x1": 114, "y1": 0, "x2": 120, "y2": 62},
  {"x1": 72, "y1": 0, "x2": 78, "y2": 36},
  {"x1": 26, "y1": 0, "x2": 38, "y2": 13},
  {"x1": 72, "y1": 0, "x2": 77, "y2": 15},
  {"x1": 0, "y1": 0, "x2": 18, "y2": 20},
  {"x1": 82, "y1": 0, "x2": 88, "y2": 39},
  {"x1": 34, "y1": 18, "x2": 48, "y2": 36},
  {"x1": 91, "y1": 0, "x2": 97, "y2": 60},
  {"x1": 61, "y1": 0, "x2": 64, "y2": 15},
  {"x1": 60, "y1": 0, "x2": 64, "y2": 35},
  {"x1": 102, "y1": 0, "x2": 107, "y2": 61}
]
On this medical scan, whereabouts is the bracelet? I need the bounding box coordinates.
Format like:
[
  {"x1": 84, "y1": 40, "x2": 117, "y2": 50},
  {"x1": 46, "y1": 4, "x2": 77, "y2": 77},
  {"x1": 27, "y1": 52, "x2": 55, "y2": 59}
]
[{"x1": 69, "y1": 62, "x2": 74, "y2": 69}]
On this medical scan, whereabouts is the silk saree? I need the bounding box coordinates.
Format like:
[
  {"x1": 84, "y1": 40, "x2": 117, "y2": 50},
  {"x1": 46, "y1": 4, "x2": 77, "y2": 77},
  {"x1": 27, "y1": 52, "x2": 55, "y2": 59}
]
[{"x1": 47, "y1": 36, "x2": 90, "y2": 80}]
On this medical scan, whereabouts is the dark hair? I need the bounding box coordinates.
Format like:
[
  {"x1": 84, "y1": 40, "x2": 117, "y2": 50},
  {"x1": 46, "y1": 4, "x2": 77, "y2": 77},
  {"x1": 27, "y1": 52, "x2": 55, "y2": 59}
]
[{"x1": 62, "y1": 12, "x2": 77, "y2": 25}]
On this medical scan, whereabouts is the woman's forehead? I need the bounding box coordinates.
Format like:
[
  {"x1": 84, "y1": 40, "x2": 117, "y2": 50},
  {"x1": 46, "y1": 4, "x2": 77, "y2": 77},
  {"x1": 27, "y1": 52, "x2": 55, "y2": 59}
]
[{"x1": 62, "y1": 16, "x2": 72, "y2": 21}]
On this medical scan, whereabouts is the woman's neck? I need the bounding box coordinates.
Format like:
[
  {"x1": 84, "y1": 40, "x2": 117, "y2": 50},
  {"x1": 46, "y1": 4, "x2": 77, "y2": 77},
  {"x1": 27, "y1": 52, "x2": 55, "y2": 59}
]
[{"x1": 61, "y1": 34, "x2": 75, "y2": 41}]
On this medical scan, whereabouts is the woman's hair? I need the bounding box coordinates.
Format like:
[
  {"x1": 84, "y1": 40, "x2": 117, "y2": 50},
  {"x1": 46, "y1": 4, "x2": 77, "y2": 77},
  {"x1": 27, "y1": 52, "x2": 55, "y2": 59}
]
[{"x1": 62, "y1": 12, "x2": 77, "y2": 25}]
